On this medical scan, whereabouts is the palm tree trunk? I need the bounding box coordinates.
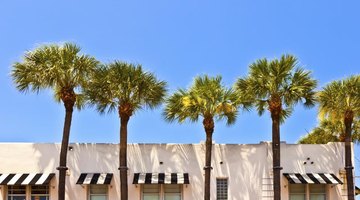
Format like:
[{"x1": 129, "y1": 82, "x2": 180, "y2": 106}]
[
  {"x1": 119, "y1": 115, "x2": 130, "y2": 200},
  {"x1": 344, "y1": 111, "x2": 355, "y2": 200},
  {"x1": 271, "y1": 112, "x2": 282, "y2": 200},
  {"x1": 203, "y1": 117, "x2": 214, "y2": 200},
  {"x1": 57, "y1": 106, "x2": 73, "y2": 200}
]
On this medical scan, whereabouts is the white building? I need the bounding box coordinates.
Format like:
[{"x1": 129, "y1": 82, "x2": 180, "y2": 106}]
[{"x1": 0, "y1": 142, "x2": 350, "y2": 200}]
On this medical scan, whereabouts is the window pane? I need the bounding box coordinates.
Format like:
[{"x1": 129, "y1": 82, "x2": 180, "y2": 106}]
[
  {"x1": 90, "y1": 196, "x2": 106, "y2": 200},
  {"x1": 90, "y1": 185, "x2": 107, "y2": 194},
  {"x1": 164, "y1": 184, "x2": 181, "y2": 200},
  {"x1": 8, "y1": 186, "x2": 26, "y2": 200},
  {"x1": 143, "y1": 185, "x2": 160, "y2": 193},
  {"x1": 8, "y1": 197, "x2": 26, "y2": 200},
  {"x1": 143, "y1": 194, "x2": 159, "y2": 200},
  {"x1": 289, "y1": 184, "x2": 306, "y2": 200},
  {"x1": 289, "y1": 184, "x2": 306, "y2": 193},
  {"x1": 31, "y1": 185, "x2": 49, "y2": 195},
  {"x1": 89, "y1": 185, "x2": 107, "y2": 200},
  {"x1": 8, "y1": 186, "x2": 26, "y2": 195},
  {"x1": 289, "y1": 194, "x2": 306, "y2": 200},
  {"x1": 310, "y1": 194, "x2": 326, "y2": 200},
  {"x1": 310, "y1": 184, "x2": 326, "y2": 193},
  {"x1": 164, "y1": 185, "x2": 181, "y2": 193},
  {"x1": 164, "y1": 195, "x2": 181, "y2": 200},
  {"x1": 310, "y1": 184, "x2": 326, "y2": 200},
  {"x1": 217, "y1": 178, "x2": 228, "y2": 200},
  {"x1": 143, "y1": 185, "x2": 160, "y2": 200},
  {"x1": 31, "y1": 197, "x2": 49, "y2": 200}
]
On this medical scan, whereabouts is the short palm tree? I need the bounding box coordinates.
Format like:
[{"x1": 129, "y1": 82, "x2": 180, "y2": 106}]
[
  {"x1": 84, "y1": 61, "x2": 167, "y2": 200},
  {"x1": 298, "y1": 119, "x2": 360, "y2": 144},
  {"x1": 235, "y1": 55, "x2": 317, "y2": 200},
  {"x1": 317, "y1": 75, "x2": 360, "y2": 200},
  {"x1": 11, "y1": 43, "x2": 98, "y2": 200},
  {"x1": 163, "y1": 75, "x2": 239, "y2": 200}
]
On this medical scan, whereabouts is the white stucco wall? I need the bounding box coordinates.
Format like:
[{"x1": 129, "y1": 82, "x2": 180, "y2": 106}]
[{"x1": 0, "y1": 142, "x2": 349, "y2": 200}]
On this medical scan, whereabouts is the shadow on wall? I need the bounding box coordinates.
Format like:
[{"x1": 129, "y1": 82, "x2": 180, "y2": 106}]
[
  {"x1": 127, "y1": 143, "x2": 204, "y2": 199},
  {"x1": 26, "y1": 142, "x2": 346, "y2": 200},
  {"x1": 282, "y1": 143, "x2": 345, "y2": 198},
  {"x1": 220, "y1": 144, "x2": 266, "y2": 200},
  {"x1": 32, "y1": 143, "x2": 121, "y2": 199},
  {"x1": 67, "y1": 143, "x2": 120, "y2": 198}
]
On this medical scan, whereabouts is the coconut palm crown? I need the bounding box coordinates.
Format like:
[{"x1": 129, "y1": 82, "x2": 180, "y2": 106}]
[
  {"x1": 84, "y1": 61, "x2": 167, "y2": 200},
  {"x1": 12, "y1": 42, "x2": 99, "y2": 200},
  {"x1": 317, "y1": 75, "x2": 360, "y2": 200},
  {"x1": 235, "y1": 54, "x2": 317, "y2": 200},
  {"x1": 163, "y1": 75, "x2": 239, "y2": 200}
]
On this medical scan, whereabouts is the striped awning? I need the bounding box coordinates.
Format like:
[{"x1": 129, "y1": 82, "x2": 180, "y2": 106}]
[
  {"x1": 0, "y1": 173, "x2": 55, "y2": 185},
  {"x1": 133, "y1": 173, "x2": 189, "y2": 184},
  {"x1": 284, "y1": 173, "x2": 343, "y2": 184},
  {"x1": 76, "y1": 173, "x2": 113, "y2": 185}
]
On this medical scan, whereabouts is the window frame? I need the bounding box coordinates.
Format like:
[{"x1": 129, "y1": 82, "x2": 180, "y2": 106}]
[
  {"x1": 30, "y1": 185, "x2": 50, "y2": 200},
  {"x1": 288, "y1": 184, "x2": 328, "y2": 200},
  {"x1": 7, "y1": 185, "x2": 27, "y2": 200},
  {"x1": 88, "y1": 184, "x2": 109, "y2": 200},
  {"x1": 141, "y1": 184, "x2": 183, "y2": 200},
  {"x1": 216, "y1": 177, "x2": 228, "y2": 200}
]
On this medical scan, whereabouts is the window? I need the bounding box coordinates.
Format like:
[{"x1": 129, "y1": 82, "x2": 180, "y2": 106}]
[
  {"x1": 89, "y1": 185, "x2": 108, "y2": 200},
  {"x1": 142, "y1": 185, "x2": 182, "y2": 200},
  {"x1": 309, "y1": 185, "x2": 326, "y2": 200},
  {"x1": 216, "y1": 178, "x2": 228, "y2": 200},
  {"x1": 164, "y1": 185, "x2": 181, "y2": 200},
  {"x1": 7, "y1": 186, "x2": 26, "y2": 200},
  {"x1": 143, "y1": 185, "x2": 160, "y2": 200},
  {"x1": 31, "y1": 185, "x2": 50, "y2": 200},
  {"x1": 289, "y1": 184, "x2": 326, "y2": 200},
  {"x1": 289, "y1": 184, "x2": 306, "y2": 200}
]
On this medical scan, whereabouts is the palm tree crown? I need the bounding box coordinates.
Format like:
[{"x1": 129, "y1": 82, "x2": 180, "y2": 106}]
[
  {"x1": 298, "y1": 119, "x2": 360, "y2": 144},
  {"x1": 85, "y1": 61, "x2": 167, "y2": 115},
  {"x1": 318, "y1": 75, "x2": 360, "y2": 122},
  {"x1": 235, "y1": 54, "x2": 317, "y2": 122},
  {"x1": 12, "y1": 43, "x2": 98, "y2": 109},
  {"x1": 164, "y1": 75, "x2": 238, "y2": 126}
]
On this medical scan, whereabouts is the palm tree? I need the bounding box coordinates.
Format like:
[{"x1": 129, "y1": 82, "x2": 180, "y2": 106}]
[
  {"x1": 235, "y1": 54, "x2": 317, "y2": 200},
  {"x1": 298, "y1": 119, "x2": 360, "y2": 144},
  {"x1": 11, "y1": 43, "x2": 98, "y2": 200},
  {"x1": 163, "y1": 75, "x2": 239, "y2": 200},
  {"x1": 317, "y1": 75, "x2": 360, "y2": 200},
  {"x1": 84, "y1": 61, "x2": 167, "y2": 200}
]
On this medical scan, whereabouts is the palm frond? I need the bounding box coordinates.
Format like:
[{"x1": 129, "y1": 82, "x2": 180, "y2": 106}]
[
  {"x1": 85, "y1": 61, "x2": 167, "y2": 116},
  {"x1": 235, "y1": 54, "x2": 317, "y2": 122},
  {"x1": 164, "y1": 75, "x2": 239, "y2": 127},
  {"x1": 318, "y1": 75, "x2": 360, "y2": 121},
  {"x1": 12, "y1": 42, "x2": 98, "y2": 110}
]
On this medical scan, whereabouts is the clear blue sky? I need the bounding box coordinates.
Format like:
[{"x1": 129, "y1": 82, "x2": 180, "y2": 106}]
[{"x1": 1, "y1": 0, "x2": 360, "y2": 186}]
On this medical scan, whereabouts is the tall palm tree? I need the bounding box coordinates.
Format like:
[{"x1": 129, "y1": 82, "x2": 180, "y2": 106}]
[
  {"x1": 317, "y1": 75, "x2": 360, "y2": 200},
  {"x1": 11, "y1": 43, "x2": 98, "y2": 200},
  {"x1": 84, "y1": 61, "x2": 167, "y2": 200},
  {"x1": 235, "y1": 55, "x2": 317, "y2": 200},
  {"x1": 163, "y1": 75, "x2": 239, "y2": 200}
]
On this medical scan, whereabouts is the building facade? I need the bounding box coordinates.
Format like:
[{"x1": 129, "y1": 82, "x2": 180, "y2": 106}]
[{"x1": 0, "y1": 142, "x2": 350, "y2": 200}]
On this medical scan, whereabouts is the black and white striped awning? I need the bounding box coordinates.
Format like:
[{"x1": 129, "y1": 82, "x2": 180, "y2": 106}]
[
  {"x1": 76, "y1": 173, "x2": 113, "y2": 185},
  {"x1": 133, "y1": 173, "x2": 190, "y2": 184},
  {"x1": 284, "y1": 173, "x2": 343, "y2": 184},
  {"x1": 0, "y1": 173, "x2": 55, "y2": 185}
]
